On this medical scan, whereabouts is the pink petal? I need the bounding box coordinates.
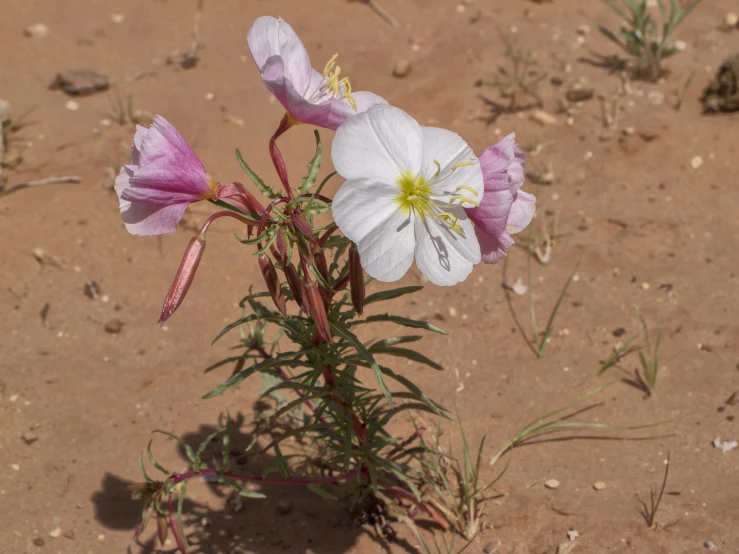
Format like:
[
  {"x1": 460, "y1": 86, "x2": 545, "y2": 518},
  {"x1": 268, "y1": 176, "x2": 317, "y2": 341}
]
[
  {"x1": 120, "y1": 201, "x2": 189, "y2": 236},
  {"x1": 475, "y1": 226, "x2": 515, "y2": 265},
  {"x1": 465, "y1": 187, "x2": 514, "y2": 237},
  {"x1": 248, "y1": 16, "x2": 317, "y2": 96},
  {"x1": 507, "y1": 190, "x2": 536, "y2": 233}
]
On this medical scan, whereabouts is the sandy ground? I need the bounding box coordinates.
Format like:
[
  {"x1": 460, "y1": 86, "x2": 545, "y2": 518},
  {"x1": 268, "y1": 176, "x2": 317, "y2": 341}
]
[{"x1": 1, "y1": 0, "x2": 738, "y2": 553}]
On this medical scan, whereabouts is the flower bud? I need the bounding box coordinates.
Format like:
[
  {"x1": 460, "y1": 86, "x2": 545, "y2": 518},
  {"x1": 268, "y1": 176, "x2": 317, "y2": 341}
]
[
  {"x1": 215, "y1": 182, "x2": 265, "y2": 215},
  {"x1": 274, "y1": 228, "x2": 288, "y2": 264},
  {"x1": 284, "y1": 263, "x2": 306, "y2": 311},
  {"x1": 156, "y1": 513, "x2": 169, "y2": 545},
  {"x1": 349, "y1": 243, "x2": 365, "y2": 316},
  {"x1": 305, "y1": 281, "x2": 332, "y2": 344},
  {"x1": 259, "y1": 254, "x2": 287, "y2": 316},
  {"x1": 158, "y1": 235, "x2": 206, "y2": 323},
  {"x1": 169, "y1": 513, "x2": 187, "y2": 554},
  {"x1": 290, "y1": 211, "x2": 315, "y2": 242}
]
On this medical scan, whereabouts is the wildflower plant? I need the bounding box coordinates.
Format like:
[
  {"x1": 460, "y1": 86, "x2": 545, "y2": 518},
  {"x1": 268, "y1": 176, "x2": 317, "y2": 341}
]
[
  {"x1": 598, "y1": 0, "x2": 702, "y2": 81},
  {"x1": 118, "y1": 16, "x2": 535, "y2": 551}
]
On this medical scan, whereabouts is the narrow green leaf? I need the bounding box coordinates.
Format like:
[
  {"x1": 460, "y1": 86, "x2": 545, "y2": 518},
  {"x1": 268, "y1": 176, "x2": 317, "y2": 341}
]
[
  {"x1": 538, "y1": 255, "x2": 583, "y2": 357},
  {"x1": 176, "y1": 481, "x2": 189, "y2": 549},
  {"x1": 153, "y1": 430, "x2": 197, "y2": 464},
  {"x1": 369, "y1": 345, "x2": 444, "y2": 371},
  {"x1": 138, "y1": 452, "x2": 152, "y2": 482},
  {"x1": 203, "y1": 355, "x2": 297, "y2": 399},
  {"x1": 235, "y1": 148, "x2": 278, "y2": 199},
  {"x1": 350, "y1": 314, "x2": 448, "y2": 335},
  {"x1": 306, "y1": 483, "x2": 339, "y2": 501},
  {"x1": 365, "y1": 285, "x2": 424, "y2": 305},
  {"x1": 330, "y1": 322, "x2": 393, "y2": 406},
  {"x1": 298, "y1": 130, "x2": 322, "y2": 195},
  {"x1": 217, "y1": 475, "x2": 267, "y2": 498},
  {"x1": 147, "y1": 439, "x2": 170, "y2": 475},
  {"x1": 370, "y1": 335, "x2": 423, "y2": 348},
  {"x1": 195, "y1": 428, "x2": 225, "y2": 460}
]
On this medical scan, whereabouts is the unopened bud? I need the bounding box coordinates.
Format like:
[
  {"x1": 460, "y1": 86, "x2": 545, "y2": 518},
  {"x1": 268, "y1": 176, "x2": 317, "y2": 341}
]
[
  {"x1": 305, "y1": 281, "x2": 332, "y2": 344},
  {"x1": 169, "y1": 514, "x2": 187, "y2": 554},
  {"x1": 312, "y1": 244, "x2": 330, "y2": 285},
  {"x1": 156, "y1": 514, "x2": 169, "y2": 545},
  {"x1": 274, "y1": 228, "x2": 287, "y2": 263},
  {"x1": 290, "y1": 211, "x2": 315, "y2": 242},
  {"x1": 284, "y1": 263, "x2": 306, "y2": 311},
  {"x1": 215, "y1": 182, "x2": 265, "y2": 215},
  {"x1": 259, "y1": 255, "x2": 287, "y2": 316},
  {"x1": 158, "y1": 235, "x2": 206, "y2": 323},
  {"x1": 349, "y1": 243, "x2": 365, "y2": 316}
]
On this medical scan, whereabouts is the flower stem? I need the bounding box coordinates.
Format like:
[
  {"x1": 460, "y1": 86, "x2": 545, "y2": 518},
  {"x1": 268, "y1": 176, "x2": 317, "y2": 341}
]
[
  {"x1": 168, "y1": 467, "x2": 355, "y2": 487},
  {"x1": 270, "y1": 114, "x2": 295, "y2": 199}
]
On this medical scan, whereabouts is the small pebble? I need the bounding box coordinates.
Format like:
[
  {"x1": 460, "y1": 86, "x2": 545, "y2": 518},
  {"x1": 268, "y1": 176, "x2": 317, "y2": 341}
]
[
  {"x1": 691, "y1": 156, "x2": 704, "y2": 169},
  {"x1": 104, "y1": 319, "x2": 124, "y2": 334},
  {"x1": 65, "y1": 100, "x2": 80, "y2": 111},
  {"x1": 456, "y1": 4, "x2": 466, "y2": 13},
  {"x1": 97, "y1": 534, "x2": 105, "y2": 541},
  {"x1": 110, "y1": 13, "x2": 125, "y2": 24},
  {"x1": 725, "y1": 13, "x2": 739, "y2": 28},
  {"x1": 205, "y1": 92, "x2": 215, "y2": 101},
  {"x1": 10, "y1": 394, "x2": 19, "y2": 402},
  {"x1": 276, "y1": 499, "x2": 293, "y2": 515},
  {"x1": 49, "y1": 526, "x2": 61, "y2": 538},
  {"x1": 641, "y1": 282, "x2": 650, "y2": 290},
  {"x1": 24, "y1": 23, "x2": 49, "y2": 38},
  {"x1": 567, "y1": 529, "x2": 579, "y2": 541},
  {"x1": 11, "y1": 464, "x2": 20, "y2": 471},
  {"x1": 704, "y1": 540, "x2": 717, "y2": 551},
  {"x1": 545, "y1": 478, "x2": 560, "y2": 489},
  {"x1": 593, "y1": 481, "x2": 607, "y2": 491},
  {"x1": 392, "y1": 60, "x2": 412, "y2": 78},
  {"x1": 63, "y1": 530, "x2": 76, "y2": 540},
  {"x1": 529, "y1": 109, "x2": 558, "y2": 125},
  {"x1": 22, "y1": 430, "x2": 38, "y2": 445},
  {"x1": 448, "y1": 307, "x2": 458, "y2": 317},
  {"x1": 33, "y1": 538, "x2": 45, "y2": 546}
]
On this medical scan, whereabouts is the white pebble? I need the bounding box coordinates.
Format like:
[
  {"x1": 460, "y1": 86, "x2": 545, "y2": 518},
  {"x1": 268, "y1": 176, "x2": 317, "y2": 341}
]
[
  {"x1": 691, "y1": 156, "x2": 704, "y2": 169},
  {"x1": 545, "y1": 478, "x2": 560, "y2": 489},
  {"x1": 24, "y1": 23, "x2": 49, "y2": 38},
  {"x1": 11, "y1": 464, "x2": 20, "y2": 471},
  {"x1": 110, "y1": 13, "x2": 125, "y2": 24},
  {"x1": 65, "y1": 100, "x2": 80, "y2": 111},
  {"x1": 49, "y1": 527, "x2": 61, "y2": 538},
  {"x1": 205, "y1": 92, "x2": 215, "y2": 101}
]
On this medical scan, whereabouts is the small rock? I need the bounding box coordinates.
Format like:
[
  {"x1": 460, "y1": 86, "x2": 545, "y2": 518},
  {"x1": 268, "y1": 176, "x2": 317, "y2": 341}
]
[
  {"x1": 103, "y1": 319, "x2": 124, "y2": 334},
  {"x1": 110, "y1": 13, "x2": 125, "y2": 24},
  {"x1": 557, "y1": 542, "x2": 576, "y2": 554},
  {"x1": 637, "y1": 121, "x2": 667, "y2": 142},
  {"x1": 691, "y1": 156, "x2": 704, "y2": 169},
  {"x1": 483, "y1": 539, "x2": 501, "y2": 554},
  {"x1": 65, "y1": 100, "x2": 80, "y2": 111},
  {"x1": 229, "y1": 496, "x2": 244, "y2": 513},
  {"x1": 612, "y1": 327, "x2": 626, "y2": 337},
  {"x1": 647, "y1": 90, "x2": 664, "y2": 106},
  {"x1": 63, "y1": 530, "x2": 75, "y2": 540},
  {"x1": 448, "y1": 307, "x2": 458, "y2": 317},
  {"x1": 566, "y1": 87, "x2": 594, "y2": 102},
  {"x1": 550, "y1": 75, "x2": 564, "y2": 86},
  {"x1": 545, "y1": 478, "x2": 560, "y2": 489},
  {"x1": 593, "y1": 481, "x2": 607, "y2": 491},
  {"x1": 529, "y1": 109, "x2": 558, "y2": 125},
  {"x1": 11, "y1": 464, "x2": 20, "y2": 471},
  {"x1": 276, "y1": 499, "x2": 293, "y2": 515},
  {"x1": 24, "y1": 23, "x2": 49, "y2": 38},
  {"x1": 49, "y1": 527, "x2": 61, "y2": 538},
  {"x1": 50, "y1": 69, "x2": 110, "y2": 96},
  {"x1": 200, "y1": 517, "x2": 211, "y2": 528},
  {"x1": 392, "y1": 60, "x2": 412, "y2": 78},
  {"x1": 33, "y1": 537, "x2": 45, "y2": 546},
  {"x1": 22, "y1": 430, "x2": 38, "y2": 445},
  {"x1": 205, "y1": 92, "x2": 215, "y2": 101},
  {"x1": 725, "y1": 13, "x2": 738, "y2": 29},
  {"x1": 567, "y1": 529, "x2": 579, "y2": 541},
  {"x1": 704, "y1": 540, "x2": 718, "y2": 551},
  {"x1": 83, "y1": 281, "x2": 101, "y2": 300},
  {"x1": 618, "y1": 134, "x2": 642, "y2": 155},
  {"x1": 576, "y1": 24, "x2": 591, "y2": 36}
]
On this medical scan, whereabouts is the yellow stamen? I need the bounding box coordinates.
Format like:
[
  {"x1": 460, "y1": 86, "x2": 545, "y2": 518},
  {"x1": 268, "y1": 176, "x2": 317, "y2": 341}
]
[
  {"x1": 451, "y1": 161, "x2": 476, "y2": 171},
  {"x1": 449, "y1": 195, "x2": 480, "y2": 208},
  {"x1": 431, "y1": 160, "x2": 442, "y2": 180},
  {"x1": 454, "y1": 184, "x2": 479, "y2": 197},
  {"x1": 319, "y1": 53, "x2": 357, "y2": 111},
  {"x1": 437, "y1": 213, "x2": 466, "y2": 236}
]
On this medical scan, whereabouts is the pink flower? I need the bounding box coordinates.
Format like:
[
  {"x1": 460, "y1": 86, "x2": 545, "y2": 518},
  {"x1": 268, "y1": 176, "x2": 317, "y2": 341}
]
[
  {"x1": 247, "y1": 16, "x2": 386, "y2": 130},
  {"x1": 115, "y1": 116, "x2": 216, "y2": 236},
  {"x1": 464, "y1": 134, "x2": 536, "y2": 264}
]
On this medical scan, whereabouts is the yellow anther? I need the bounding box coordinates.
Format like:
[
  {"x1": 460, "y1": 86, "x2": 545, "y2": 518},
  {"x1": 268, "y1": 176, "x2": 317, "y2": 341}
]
[
  {"x1": 451, "y1": 161, "x2": 476, "y2": 171},
  {"x1": 437, "y1": 212, "x2": 466, "y2": 236},
  {"x1": 455, "y1": 184, "x2": 479, "y2": 197},
  {"x1": 432, "y1": 160, "x2": 442, "y2": 180},
  {"x1": 449, "y1": 195, "x2": 480, "y2": 208},
  {"x1": 322, "y1": 54, "x2": 338, "y2": 77}
]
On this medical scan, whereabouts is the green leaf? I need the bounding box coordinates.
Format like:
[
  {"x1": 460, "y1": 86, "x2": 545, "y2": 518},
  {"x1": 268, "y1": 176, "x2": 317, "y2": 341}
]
[
  {"x1": 370, "y1": 335, "x2": 423, "y2": 348},
  {"x1": 195, "y1": 427, "x2": 226, "y2": 461},
  {"x1": 298, "y1": 130, "x2": 322, "y2": 195},
  {"x1": 235, "y1": 148, "x2": 279, "y2": 199},
  {"x1": 377, "y1": 365, "x2": 445, "y2": 416},
  {"x1": 350, "y1": 314, "x2": 448, "y2": 335},
  {"x1": 222, "y1": 412, "x2": 232, "y2": 473},
  {"x1": 203, "y1": 355, "x2": 301, "y2": 399},
  {"x1": 176, "y1": 481, "x2": 189, "y2": 550},
  {"x1": 217, "y1": 475, "x2": 267, "y2": 498},
  {"x1": 153, "y1": 430, "x2": 197, "y2": 464},
  {"x1": 369, "y1": 345, "x2": 444, "y2": 371},
  {"x1": 306, "y1": 483, "x2": 339, "y2": 500},
  {"x1": 330, "y1": 322, "x2": 393, "y2": 406},
  {"x1": 147, "y1": 439, "x2": 170, "y2": 475},
  {"x1": 138, "y1": 452, "x2": 152, "y2": 482},
  {"x1": 365, "y1": 286, "x2": 424, "y2": 305}
]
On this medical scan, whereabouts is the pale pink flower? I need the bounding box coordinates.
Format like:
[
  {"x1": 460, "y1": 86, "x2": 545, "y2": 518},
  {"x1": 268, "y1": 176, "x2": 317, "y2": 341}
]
[
  {"x1": 464, "y1": 134, "x2": 536, "y2": 264},
  {"x1": 115, "y1": 116, "x2": 216, "y2": 236},
  {"x1": 247, "y1": 16, "x2": 386, "y2": 130}
]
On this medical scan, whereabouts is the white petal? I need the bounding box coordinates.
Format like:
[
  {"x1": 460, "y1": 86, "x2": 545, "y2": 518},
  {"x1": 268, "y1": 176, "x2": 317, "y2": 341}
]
[
  {"x1": 420, "y1": 126, "x2": 484, "y2": 207},
  {"x1": 333, "y1": 178, "x2": 400, "y2": 244},
  {"x1": 331, "y1": 105, "x2": 423, "y2": 184},
  {"x1": 414, "y1": 211, "x2": 480, "y2": 286},
  {"x1": 357, "y1": 209, "x2": 416, "y2": 283}
]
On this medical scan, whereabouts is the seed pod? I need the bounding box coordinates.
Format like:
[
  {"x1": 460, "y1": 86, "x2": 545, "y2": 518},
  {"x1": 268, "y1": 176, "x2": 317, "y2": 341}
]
[
  {"x1": 156, "y1": 513, "x2": 169, "y2": 545},
  {"x1": 258, "y1": 254, "x2": 287, "y2": 316},
  {"x1": 158, "y1": 235, "x2": 206, "y2": 323},
  {"x1": 349, "y1": 243, "x2": 365, "y2": 316},
  {"x1": 284, "y1": 263, "x2": 306, "y2": 311},
  {"x1": 305, "y1": 281, "x2": 332, "y2": 344}
]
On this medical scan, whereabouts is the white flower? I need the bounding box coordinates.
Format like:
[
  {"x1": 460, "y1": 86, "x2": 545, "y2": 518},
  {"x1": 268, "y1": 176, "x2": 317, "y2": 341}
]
[{"x1": 331, "y1": 105, "x2": 484, "y2": 286}]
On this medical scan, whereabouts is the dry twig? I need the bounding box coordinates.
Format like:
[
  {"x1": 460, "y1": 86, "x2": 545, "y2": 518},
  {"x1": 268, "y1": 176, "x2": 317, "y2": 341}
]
[{"x1": 0, "y1": 176, "x2": 81, "y2": 198}]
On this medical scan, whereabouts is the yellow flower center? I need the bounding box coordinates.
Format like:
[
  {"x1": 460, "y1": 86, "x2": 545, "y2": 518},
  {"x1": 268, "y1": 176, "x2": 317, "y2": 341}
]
[
  {"x1": 395, "y1": 162, "x2": 481, "y2": 237},
  {"x1": 320, "y1": 54, "x2": 357, "y2": 110}
]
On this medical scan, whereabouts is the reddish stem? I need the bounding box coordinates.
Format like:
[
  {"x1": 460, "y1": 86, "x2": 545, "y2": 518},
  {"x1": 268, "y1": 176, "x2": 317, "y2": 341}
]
[
  {"x1": 200, "y1": 210, "x2": 254, "y2": 237},
  {"x1": 168, "y1": 467, "x2": 355, "y2": 487},
  {"x1": 270, "y1": 114, "x2": 295, "y2": 199},
  {"x1": 257, "y1": 197, "x2": 289, "y2": 236}
]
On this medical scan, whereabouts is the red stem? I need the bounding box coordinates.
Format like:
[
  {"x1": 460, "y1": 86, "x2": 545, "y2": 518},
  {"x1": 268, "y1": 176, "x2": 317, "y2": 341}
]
[
  {"x1": 199, "y1": 210, "x2": 254, "y2": 237},
  {"x1": 168, "y1": 467, "x2": 355, "y2": 487},
  {"x1": 270, "y1": 114, "x2": 295, "y2": 199}
]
